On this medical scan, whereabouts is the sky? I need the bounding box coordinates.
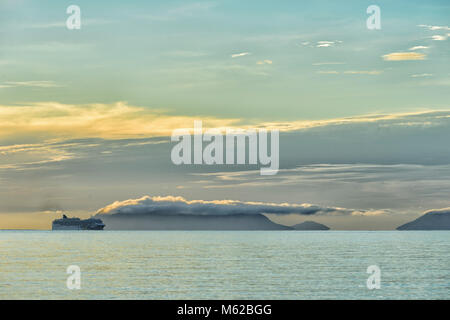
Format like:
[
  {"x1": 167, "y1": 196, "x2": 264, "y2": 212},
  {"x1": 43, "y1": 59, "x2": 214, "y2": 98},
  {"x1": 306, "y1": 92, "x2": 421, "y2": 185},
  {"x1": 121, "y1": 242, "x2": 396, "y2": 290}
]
[{"x1": 0, "y1": 0, "x2": 449, "y2": 229}]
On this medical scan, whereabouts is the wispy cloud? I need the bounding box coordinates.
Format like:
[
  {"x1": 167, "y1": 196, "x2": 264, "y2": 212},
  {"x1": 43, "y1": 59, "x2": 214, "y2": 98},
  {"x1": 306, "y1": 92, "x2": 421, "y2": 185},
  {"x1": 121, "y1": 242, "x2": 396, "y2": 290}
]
[
  {"x1": 431, "y1": 34, "x2": 447, "y2": 41},
  {"x1": 299, "y1": 40, "x2": 342, "y2": 48},
  {"x1": 417, "y1": 24, "x2": 450, "y2": 41},
  {"x1": 312, "y1": 62, "x2": 345, "y2": 66},
  {"x1": 193, "y1": 163, "x2": 450, "y2": 214},
  {"x1": 316, "y1": 41, "x2": 336, "y2": 48},
  {"x1": 0, "y1": 81, "x2": 62, "y2": 88},
  {"x1": 316, "y1": 42, "x2": 334, "y2": 48},
  {"x1": 382, "y1": 52, "x2": 426, "y2": 61},
  {"x1": 317, "y1": 70, "x2": 382, "y2": 75},
  {"x1": 317, "y1": 70, "x2": 339, "y2": 74},
  {"x1": 315, "y1": 40, "x2": 342, "y2": 48},
  {"x1": 409, "y1": 46, "x2": 429, "y2": 51},
  {"x1": 418, "y1": 24, "x2": 450, "y2": 31},
  {"x1": 0, "y1": 142, "x2": 78, "y2": 170},
  {"x1": 411, "y1": 73, "x2": 433, "y2": 78},
  {"x1": 231, "y1": 52, "x2": 251, "y2": 58},
  {"x1": 0, "y1": 102, "x2": 240, "y2": 141},
  {"x1": 1, "y1": 102, "x2": 448, "y2": 141},
  {"x1": 343, "y1": 70, "x2": 382, "y2": 75}
]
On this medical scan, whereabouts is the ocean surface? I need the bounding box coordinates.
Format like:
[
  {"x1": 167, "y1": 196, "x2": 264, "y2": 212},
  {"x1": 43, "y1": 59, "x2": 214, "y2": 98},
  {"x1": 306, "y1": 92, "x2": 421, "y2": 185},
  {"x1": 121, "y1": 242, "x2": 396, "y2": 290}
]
[{"x1": 0, "y1": 231, "x2": 449, "y2": 300}]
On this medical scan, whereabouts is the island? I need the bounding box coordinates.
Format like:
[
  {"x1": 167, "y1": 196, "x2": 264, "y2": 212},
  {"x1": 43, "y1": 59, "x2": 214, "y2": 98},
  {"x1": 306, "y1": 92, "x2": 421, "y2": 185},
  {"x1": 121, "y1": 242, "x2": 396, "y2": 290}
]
[
  {"x1": 397, "y1": 209, "x2": 450, "y2": 230},
  {"x1": 96, "y1": 213, "x2": 293, "y2": 230},
  {"x1": 291, "y1": 221, "x2": 330, "y2": 230}
]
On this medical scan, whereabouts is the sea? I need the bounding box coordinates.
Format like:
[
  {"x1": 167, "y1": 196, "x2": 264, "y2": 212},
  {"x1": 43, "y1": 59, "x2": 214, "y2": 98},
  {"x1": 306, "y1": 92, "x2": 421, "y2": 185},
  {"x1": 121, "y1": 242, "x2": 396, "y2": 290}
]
[{"x1": 0, "y1": 231, "x2": 449, "y2": 299}]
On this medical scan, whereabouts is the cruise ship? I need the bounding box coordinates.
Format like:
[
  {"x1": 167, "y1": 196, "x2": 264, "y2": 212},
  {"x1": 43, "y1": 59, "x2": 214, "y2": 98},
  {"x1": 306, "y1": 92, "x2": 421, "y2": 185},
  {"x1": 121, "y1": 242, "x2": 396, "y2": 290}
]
[{"x1": 52, "y1": 214, "x2": 105, "y2": 230}]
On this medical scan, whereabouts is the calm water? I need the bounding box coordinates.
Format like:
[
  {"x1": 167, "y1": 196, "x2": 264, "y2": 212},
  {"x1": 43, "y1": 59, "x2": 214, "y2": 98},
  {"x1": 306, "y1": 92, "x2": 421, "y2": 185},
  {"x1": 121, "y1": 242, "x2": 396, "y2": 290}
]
[{"x1": 0, "y1": 231, "x2": 449, "y2": 299}]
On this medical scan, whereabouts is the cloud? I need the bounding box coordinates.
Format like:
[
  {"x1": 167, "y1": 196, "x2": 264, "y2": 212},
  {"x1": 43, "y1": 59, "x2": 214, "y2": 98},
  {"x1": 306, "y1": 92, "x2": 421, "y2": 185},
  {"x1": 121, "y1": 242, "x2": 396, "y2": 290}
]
[
  {"x1": 317, "y1": 70, "x2": 382, "y2": 75},
  {"x1": 0, "y1": 141, "x2": 80, "y2": 170},
  {"x1": 297, "y1": 41, "x2": 341, "y2": 48},
  {"x1": 0, "y1": 81, "x2": 61, "y2": 88},
  {"x1": 382, "y1": 52, "x2": 426, "y2": 61},
  {"x1": 231, "y1": 52, "x2": 250, "y2": 58},
  {"x1": 315, "y1": 40, "x2": 342, "y2": 48},
  {"x1": 196, "y1": 163, "x2": 450, "y2": 187},
  {"x1": 0, "y1": 136, "x2": 168, "y2": 173},
  {"x1": 411, "y1": 73, "x2": 433, "y2": 78},
  {"x1": 2, "y1": 102, "x2": 449, "y2": 142},
  {"x1": 409, "y1": 46, "x2": 429, "y2": 51},
  {"x1": 417, "y1": 24, "x2": 450, "y2": 41},
  {"x1": 343, "y1": 70, "x2": 382, "y2": 75},
  {"x1": 316, "y1": 41, "x2": 334, "y2": 48},
  {"x1": 256, "y1": 59, "x2": 272, "y2": 65},
  {"x1": 0, "y1": 102, "x2": 240, "y2": 141},
  {"x1": 317, "y1": 43, "x2": 333, "y2": 48},
  {"x1": 192, "y1": 163, "x2": 450, "y2": 213},
  {"x1": 312, "y1": 62, "x2": 345, "y2": 66},
  {"x1": 418, "y1": 24, "x2": 450, "y2": 31},
  {"x1": 96, "y1": 195, "x2": 378, "y2": 216},
  {"x1": 4, "y1": 109, "x2": 450, "y2": 225},
  {"x1": 317, "y1": 71, "x2": 339, "y2": 74},
  {"x1": 431, "y1": 35, "x2": 447, "y2": 41},
  {"x1": 423, "y1": 207, "x2": 450, "y2": 215}
]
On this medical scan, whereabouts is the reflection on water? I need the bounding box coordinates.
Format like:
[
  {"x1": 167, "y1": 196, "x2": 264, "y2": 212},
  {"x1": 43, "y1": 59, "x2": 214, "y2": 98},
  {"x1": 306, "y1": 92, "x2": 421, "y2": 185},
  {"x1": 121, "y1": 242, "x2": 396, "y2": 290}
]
[{"x1": 0, "y1": 231, "x2": 449, "y2": 299}]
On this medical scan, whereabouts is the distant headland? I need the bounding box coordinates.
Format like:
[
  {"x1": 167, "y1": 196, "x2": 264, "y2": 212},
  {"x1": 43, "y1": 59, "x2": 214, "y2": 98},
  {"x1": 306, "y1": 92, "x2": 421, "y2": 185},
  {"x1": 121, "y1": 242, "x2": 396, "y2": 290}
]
[
  {"x1": 95, "y1": 212, "x2": 332, "y2": 231},
  {"x1": 292, "y1": 221, "x2": 330, "y2": 230},
  {"x1": 397, "y1": 209, "x2": 450, "y2": 230}
]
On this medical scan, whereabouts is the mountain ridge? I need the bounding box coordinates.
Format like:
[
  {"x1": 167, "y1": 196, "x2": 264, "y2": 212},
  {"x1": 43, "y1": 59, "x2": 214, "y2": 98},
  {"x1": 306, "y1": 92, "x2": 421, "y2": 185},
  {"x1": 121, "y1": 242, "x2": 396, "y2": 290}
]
[
  {"x1": 397, "y1": 210, "x2": 450, "y2": 230},
  {"x1": 292, "y1": 220, "x2": 330, "y2": 230},
  {"x1": 97, "y1": 213, "x2": 293, "y2": 230}
]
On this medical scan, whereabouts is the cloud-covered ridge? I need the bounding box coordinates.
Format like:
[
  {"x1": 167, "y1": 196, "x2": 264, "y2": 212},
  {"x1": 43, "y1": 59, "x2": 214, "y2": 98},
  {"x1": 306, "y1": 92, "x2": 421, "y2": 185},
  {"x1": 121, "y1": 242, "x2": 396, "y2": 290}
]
[
  {"x1": 423, "y1": 207, "x2": 450, "y2": 215},
  {"x1": 96, "y1": 195, "x2": 381, "y2": 216}
]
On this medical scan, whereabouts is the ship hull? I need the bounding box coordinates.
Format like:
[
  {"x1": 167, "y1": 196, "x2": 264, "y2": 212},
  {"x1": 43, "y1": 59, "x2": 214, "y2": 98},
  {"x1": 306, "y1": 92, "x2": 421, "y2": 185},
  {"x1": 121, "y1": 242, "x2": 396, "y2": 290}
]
[
  {"x1": 51, "y1": 215, "x2": 105, "y2": 230},
  {"x1": 52, "y1": 224, "x2": 82, "y2": 231},
  {"x1": 86, "y1": 225, "x2": 105, "y2": 230},
  {"x1": 52, "y1": 224, "x2": 105, "y2": 230}
]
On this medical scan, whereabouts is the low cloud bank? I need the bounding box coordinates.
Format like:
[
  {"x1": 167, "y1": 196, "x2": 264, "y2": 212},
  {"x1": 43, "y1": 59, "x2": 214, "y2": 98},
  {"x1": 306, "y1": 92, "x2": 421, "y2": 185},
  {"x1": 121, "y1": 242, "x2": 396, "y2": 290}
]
[
  {"x1": 424, "y1": 207, "x2": 450, "y2": 215},
  {"x1": 96, "y1": 195, "x2": 383, "y2": 216}
]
